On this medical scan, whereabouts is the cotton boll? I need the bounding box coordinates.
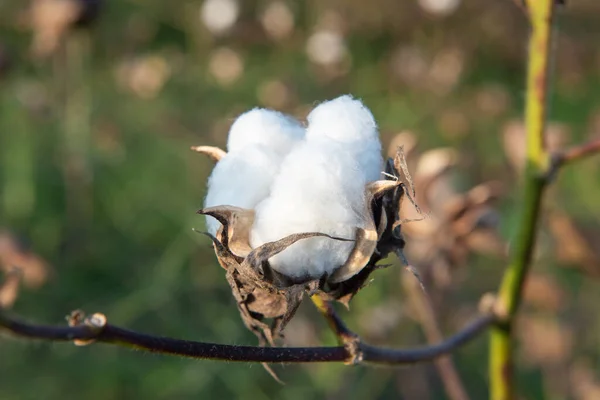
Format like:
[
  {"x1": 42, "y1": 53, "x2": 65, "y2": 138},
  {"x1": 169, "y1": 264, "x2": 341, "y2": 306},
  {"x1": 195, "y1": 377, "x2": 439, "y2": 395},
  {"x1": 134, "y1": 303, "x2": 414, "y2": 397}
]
[
  {"x1": 305, "y1": 95, "x2": 382, "y2": 182},
  {"x1": 205, "y1": 109, "x2": 305, "y2": 235},
  {"x1": 204, "y1": 145, "x2": 281, "y2": 235},
  {"x1": 305, "y1": 95, "x2": 377, "y2": 143},
  {"x1": 251, "y1": 142, "x2": 365, "y2": 278},
  {"x1": 226, "y1": 108, "x2": 305, "y2": 156},
  {"x1": 251, "y1": 95, "x2": 383, "y2": 280}
]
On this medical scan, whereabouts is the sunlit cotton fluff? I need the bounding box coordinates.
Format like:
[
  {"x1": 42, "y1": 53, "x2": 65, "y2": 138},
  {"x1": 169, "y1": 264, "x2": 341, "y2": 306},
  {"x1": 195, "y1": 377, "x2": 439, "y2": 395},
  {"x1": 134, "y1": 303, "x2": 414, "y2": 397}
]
[
  {"x1": 251, "y1": 95, "x2": 383, "y2": 280},
  {"x1": 204, "y1": 109, "x2": 305, "y2": 235}
]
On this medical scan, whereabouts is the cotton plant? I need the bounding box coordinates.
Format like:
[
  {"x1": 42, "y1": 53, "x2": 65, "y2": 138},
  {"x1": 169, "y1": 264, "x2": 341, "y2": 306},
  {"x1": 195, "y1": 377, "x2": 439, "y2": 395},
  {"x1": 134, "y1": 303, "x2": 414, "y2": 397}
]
[{"x1": 194, "y1": 95, "x2": 414, "y2": 345}]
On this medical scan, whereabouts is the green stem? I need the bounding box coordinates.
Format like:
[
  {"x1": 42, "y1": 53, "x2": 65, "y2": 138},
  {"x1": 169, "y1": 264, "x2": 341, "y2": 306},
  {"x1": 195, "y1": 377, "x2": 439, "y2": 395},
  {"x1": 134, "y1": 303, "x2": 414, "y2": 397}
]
[{"x1": 489, "y1": 1, "x2": 555, "y2": 399}]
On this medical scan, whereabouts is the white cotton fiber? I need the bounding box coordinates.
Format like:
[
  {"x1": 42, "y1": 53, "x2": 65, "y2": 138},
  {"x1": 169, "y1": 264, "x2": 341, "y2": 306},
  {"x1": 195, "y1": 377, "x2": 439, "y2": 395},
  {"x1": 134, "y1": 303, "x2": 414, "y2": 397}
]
[
  {"x1": 226, "y1": 108, "x2": 305, "y2": 155},
  {"x1": 250, "y1": 95, "x2": 383, "y2": 280},
  {"x1": 304, "y1": 95, "x2": 383, "y2": 182},
  {"x1": 204, "y1": 109, "x2": 305, "y2": 235}
]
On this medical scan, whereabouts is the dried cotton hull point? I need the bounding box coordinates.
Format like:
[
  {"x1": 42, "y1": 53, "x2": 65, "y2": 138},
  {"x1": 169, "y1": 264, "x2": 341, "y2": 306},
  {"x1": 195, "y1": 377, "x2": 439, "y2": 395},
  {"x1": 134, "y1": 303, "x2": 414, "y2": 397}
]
[
  {"x1": 204, "y1": 109, "x2": 304, "y2": 235},
  {"x1": 251, "y1": 95, "x2": 383, "y2": 280}
]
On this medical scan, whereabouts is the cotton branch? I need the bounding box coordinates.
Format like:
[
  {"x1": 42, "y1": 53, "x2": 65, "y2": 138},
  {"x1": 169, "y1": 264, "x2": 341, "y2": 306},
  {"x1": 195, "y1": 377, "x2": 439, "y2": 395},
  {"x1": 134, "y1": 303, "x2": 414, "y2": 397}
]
[
  {"x1": 0, "y1": 308, "x2": 495, "y2": 365},
  {"x1": 309, "y1": 294, "x2": 362, "y2": 364},
  {"x1": 549, "y1": 138, "x2": 600, "y2": 176}
]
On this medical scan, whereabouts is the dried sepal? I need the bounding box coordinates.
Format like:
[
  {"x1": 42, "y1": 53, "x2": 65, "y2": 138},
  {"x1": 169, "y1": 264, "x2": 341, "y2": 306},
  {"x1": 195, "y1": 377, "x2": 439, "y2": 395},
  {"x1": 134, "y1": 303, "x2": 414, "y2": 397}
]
[
  {"x1": 201, "y1": 231, "x2": 276, "y2": 343},
  {"x1": 191, "y1": 145, "x2": 227, "y2": 162},
  {"x1": 366, "y1": 179, "x2": 402, "y2": 198},
  {"x1": 324, "y1": 150, "x2": 415, "y2": 304},
  {"x1": 329, "y1": 227, "x2": 377, "y2": 284},
  {"x1": 376, "y1": 208, "x2": 388, "y2": 240},
  {"x1": 395, "y1": 146, "x2": 417, "y2": 200},
  {"x1": 329, "y1": 179, "x2": 400, "y2": 284},
  {"x1": 373, "y1": 154, "x2": 412, "y2": 261},
  {"x1": 197, "y1": 206, "x2": 255, "y2": 258},
  {"x1": 243, "y1": 231, "x2": 352, "y2": 286},
  {"x1": 201, "y1": 231, "x2": 241, "y2": 270},
  {"x1": 209, "y1": 230, "x2": 352, "y2": 345}
]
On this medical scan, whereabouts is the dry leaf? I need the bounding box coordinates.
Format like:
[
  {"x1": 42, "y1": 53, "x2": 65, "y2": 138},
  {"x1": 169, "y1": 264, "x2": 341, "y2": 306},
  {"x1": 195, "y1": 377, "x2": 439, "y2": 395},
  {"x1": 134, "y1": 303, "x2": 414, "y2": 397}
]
[
  {"x1": 523, "y1": 273, "x2": 566, "y2": 312},
  {"x1": 519, "y1": 316, "x2": 573, "y2": 366},
  {"x1": 0, "y1": 230, "x2": 50, "y2": 289},
  {"x1": 548, "y1": 211, "x2": 600, "y2": 277}
]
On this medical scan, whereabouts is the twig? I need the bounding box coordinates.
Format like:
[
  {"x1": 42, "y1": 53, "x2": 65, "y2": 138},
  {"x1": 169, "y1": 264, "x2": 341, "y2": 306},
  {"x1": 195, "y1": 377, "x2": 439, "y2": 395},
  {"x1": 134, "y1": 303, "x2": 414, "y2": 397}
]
[
  {"x1": 403, "y1": 274, "x2": 470, "y2": 400},
  {"x1": 0, "y1": 308, "x2": 495, "y2": 365},
  {"x1": 310, "y1": 294, "x2": 362, "y2": 364},
  {"x1": 489, "y1": 1, "x2": 555, "y2": 399},
  {"x1": 310, "y1": 294, "x2": 356, "y2": 341},
  {"x1": 548, "y1": 138, "x2": 600, "y2": 178}
]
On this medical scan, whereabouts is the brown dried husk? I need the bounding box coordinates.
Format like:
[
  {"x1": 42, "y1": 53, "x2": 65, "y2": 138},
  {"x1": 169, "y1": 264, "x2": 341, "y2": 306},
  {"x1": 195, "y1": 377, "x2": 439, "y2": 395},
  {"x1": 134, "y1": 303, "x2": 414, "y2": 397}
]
[{"x1": 195, "y1": 146, "x2": 414, "y2": 344}]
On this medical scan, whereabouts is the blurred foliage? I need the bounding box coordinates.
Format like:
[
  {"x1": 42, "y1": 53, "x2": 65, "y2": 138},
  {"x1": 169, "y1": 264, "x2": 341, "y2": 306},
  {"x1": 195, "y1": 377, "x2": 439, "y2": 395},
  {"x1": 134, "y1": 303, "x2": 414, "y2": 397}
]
[{"x1": 1, "y1": 0, "x2": 600, "y2": 399}]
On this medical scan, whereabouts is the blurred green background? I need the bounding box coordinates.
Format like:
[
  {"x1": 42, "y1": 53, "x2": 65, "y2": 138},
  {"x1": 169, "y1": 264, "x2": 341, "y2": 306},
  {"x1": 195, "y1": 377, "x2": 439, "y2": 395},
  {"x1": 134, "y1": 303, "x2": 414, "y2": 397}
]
[{"x1": 1, "y1": 1, "x2": 600, "y2": 399}]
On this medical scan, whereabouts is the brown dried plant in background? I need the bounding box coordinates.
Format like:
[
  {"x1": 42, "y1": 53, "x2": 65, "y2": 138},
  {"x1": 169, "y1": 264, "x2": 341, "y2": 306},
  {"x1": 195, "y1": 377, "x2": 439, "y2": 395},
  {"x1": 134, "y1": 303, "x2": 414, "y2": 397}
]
[
  {"x1": 0, "y1": 230, "x2": 50, "y2": 308},
  {"x1": 391, "y1": 131, "x2": 505, "y2": 292},
  {"x1": 25, "y1": 0, "x2": 102, "y2": 58}
]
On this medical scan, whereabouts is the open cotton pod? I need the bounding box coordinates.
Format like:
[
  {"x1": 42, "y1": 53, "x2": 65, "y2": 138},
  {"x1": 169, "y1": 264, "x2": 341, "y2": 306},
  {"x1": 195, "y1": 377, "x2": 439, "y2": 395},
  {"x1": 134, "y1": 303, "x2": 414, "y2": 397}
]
[
  {"x1": 196, "y1": 148, "x2": 412, "y2": 343},
  {"x1": 194, "y1": 98, "x2": 416, "y2": 344}
]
